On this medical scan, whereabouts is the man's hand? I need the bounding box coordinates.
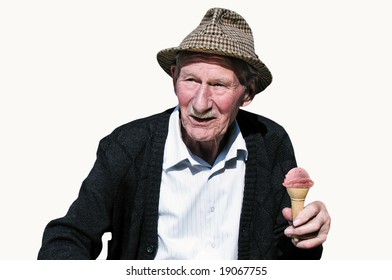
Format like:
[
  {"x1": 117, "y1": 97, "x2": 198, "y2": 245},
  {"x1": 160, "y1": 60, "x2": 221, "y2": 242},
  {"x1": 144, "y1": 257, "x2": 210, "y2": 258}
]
[{"x1": 282, "y1": 201, "x2": 331, "y2": 249}]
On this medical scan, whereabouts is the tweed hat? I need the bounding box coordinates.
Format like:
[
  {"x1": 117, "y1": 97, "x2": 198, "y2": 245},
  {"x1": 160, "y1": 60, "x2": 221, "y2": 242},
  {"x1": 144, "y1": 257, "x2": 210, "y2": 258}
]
[{"x1": 157, "y1": 7, "x2": 272, "y2": 94}]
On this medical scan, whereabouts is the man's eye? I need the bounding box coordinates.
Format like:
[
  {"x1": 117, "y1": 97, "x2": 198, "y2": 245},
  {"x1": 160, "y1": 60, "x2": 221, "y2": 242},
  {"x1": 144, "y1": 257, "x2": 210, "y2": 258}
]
[
  {"x1": 214, "y1": 83, "x2": 225, "y2": 87},
  {"x1": 185, "y1": 78, "x2": 195, "y2": 82}
]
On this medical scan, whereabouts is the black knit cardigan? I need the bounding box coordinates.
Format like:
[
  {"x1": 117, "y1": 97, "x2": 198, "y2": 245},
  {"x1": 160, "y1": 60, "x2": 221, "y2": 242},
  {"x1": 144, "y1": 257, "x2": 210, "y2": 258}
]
[{"x1": 38, "y1": 108, "x2": 322, "y2": 260}]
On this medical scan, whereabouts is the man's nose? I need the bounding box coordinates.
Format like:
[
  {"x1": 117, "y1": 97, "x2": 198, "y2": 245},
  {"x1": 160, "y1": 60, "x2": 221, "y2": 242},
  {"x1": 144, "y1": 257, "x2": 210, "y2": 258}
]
[{"x1": 192, "y1": 84, "x2": 212, "y2": 113}]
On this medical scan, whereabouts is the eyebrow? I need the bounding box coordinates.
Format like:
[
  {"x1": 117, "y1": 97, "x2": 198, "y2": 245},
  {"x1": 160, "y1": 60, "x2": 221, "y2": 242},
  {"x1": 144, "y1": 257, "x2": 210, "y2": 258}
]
[
  {"x1": 180, "y1": 70, "x2": 233, "y2": 83},
  {"x1": 179, "y1": 69, "x2": 196, "y2": 76}
]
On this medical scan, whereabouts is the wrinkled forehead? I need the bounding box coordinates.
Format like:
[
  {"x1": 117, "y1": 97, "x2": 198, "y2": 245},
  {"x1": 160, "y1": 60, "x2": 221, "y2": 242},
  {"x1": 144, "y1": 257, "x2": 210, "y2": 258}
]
[{"x1": 176, "y1": 52, "x2": 238, "y2": 73}]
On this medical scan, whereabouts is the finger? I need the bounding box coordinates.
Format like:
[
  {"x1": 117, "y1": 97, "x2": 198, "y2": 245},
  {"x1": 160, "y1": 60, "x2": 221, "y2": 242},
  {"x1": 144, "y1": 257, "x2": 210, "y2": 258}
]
[
  {"x1": 292, "y1": 201, "x2": 327, "y2": 227},
  {"x1": 286, "y1": 214, "x2": 331, "y2": 248},
  {"x1": 282, "y1": 207, "x2": 293, "y2": 223},
  {"x1": 294, "y1": 230, "x2": 329, "y2": 249},
  {"x1": 286, "y1": 227, "x2": 324, "y2": 248},
  {"x1": 287, "y1": 216, "x2": 323, "y2": 237}
]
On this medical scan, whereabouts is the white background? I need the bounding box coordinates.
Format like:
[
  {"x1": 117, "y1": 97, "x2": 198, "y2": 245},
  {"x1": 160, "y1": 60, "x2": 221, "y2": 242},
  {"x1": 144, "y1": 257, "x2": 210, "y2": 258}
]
[{"x1": 1, "y1": 0, "x2": 391, "y2": 260}]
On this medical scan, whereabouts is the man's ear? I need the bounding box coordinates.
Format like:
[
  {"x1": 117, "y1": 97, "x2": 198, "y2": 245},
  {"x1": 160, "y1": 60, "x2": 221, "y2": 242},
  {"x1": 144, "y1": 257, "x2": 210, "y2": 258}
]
[
  {"x1": 170, "y1": 64, "x2": 176, "y2": 77},
  {"x1": 241, "y1": 94, "x2": 254, "y2": 107},
  {"x1": 241, "y1": 78, "x2": 257, "y2": 107},
  {"x1": 170, "y1": 65, "x2": 177, "y2": 77},
  {"x1": 171, "y1": 65, "x2": 178, "y2": 93}
]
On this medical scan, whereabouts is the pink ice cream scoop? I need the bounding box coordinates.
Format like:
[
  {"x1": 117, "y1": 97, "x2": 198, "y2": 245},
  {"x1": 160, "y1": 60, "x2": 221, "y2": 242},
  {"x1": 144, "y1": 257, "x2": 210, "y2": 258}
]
[{"x1": 283, "y1": 167, "x2": 314, "y2": 188}]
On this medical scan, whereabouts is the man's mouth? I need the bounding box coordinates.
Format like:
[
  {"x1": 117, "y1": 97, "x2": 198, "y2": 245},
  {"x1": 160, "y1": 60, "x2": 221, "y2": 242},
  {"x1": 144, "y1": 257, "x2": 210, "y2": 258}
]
[{"x1": 191, "y1": 116, "x2": 215, "y2": 123}]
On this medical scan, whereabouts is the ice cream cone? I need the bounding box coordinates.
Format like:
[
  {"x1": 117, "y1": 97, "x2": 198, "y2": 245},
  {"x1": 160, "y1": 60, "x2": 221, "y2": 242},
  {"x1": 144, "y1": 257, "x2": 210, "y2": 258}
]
[
  {"x1": 286, "y1": 187, "x2": 309, "y2": 242},
  {"x1": 286, "y1": 187, "x2": 309, "y2": 219},
  {"x1": 283, "y1": 167, "x2": 314, "y2": 242}
]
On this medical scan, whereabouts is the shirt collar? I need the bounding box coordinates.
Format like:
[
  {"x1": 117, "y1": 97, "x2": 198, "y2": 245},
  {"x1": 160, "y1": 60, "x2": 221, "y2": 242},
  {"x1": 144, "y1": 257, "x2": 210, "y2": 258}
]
[{"x1": 163, "y1": 106, "x2": 248, "y2": 171}]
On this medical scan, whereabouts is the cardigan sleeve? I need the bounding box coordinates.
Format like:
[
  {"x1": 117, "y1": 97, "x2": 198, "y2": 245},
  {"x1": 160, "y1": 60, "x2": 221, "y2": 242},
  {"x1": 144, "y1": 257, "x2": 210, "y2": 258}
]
[{"x1": 37, "y1": 135, "x2": 130, "y2": 259}]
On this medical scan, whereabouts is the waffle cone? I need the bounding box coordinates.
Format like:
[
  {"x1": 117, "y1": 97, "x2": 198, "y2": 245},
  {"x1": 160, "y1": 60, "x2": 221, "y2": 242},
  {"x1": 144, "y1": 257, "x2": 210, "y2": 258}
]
[{"x1": 286, "y1": 187, "x2": 309, "y2": 219}]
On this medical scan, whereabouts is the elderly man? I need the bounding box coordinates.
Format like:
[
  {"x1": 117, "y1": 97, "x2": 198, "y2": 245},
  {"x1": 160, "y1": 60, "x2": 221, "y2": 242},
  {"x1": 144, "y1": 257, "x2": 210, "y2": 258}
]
[{"x1": 38, "y1": 7, "x2": 330, "y2": 260}]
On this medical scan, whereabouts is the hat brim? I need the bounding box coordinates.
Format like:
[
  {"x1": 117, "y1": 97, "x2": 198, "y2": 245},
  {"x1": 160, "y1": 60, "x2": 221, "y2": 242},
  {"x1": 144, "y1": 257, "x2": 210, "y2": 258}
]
[{"x1": 157, "y1": 47, "x2": 273, "y2": 94}]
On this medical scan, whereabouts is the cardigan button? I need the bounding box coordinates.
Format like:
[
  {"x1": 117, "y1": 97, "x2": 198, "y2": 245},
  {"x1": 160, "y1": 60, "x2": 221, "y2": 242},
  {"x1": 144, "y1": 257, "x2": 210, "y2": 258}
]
[{"x1": 146, "y1": 245, "x2": 155, "y2": 254}]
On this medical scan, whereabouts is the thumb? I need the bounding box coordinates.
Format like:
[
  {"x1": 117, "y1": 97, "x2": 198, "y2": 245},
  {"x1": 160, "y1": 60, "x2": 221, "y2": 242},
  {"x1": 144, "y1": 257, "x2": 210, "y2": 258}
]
[{"x1": 282, "y1": 207, "x2": 293, "y2": 223}]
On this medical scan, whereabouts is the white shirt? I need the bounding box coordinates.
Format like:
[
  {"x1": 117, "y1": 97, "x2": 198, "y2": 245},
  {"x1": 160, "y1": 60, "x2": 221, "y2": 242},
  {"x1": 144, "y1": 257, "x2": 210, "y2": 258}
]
[{"x1": 155, "y1": 107, "x2": 248, "y2": 260}]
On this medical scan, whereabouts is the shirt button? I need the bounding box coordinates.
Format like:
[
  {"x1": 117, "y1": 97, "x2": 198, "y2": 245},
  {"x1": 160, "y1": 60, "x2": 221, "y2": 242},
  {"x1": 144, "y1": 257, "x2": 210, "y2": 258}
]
[
  {"x1": 210, "y1": 207, "x2": 215, "y2": 212},
  {"x1": 146, "y1": 245, "x2": 155, "y2": 254},
  {"x1": 211, "y1": 243, "x2": 215, "y2": 248}
]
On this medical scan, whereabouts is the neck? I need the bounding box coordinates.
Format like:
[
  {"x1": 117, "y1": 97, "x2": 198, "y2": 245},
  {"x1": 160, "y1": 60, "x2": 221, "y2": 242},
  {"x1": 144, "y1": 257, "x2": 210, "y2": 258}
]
[{"x1": 181, "y1": 126, "x2": 232, "y2": 165}]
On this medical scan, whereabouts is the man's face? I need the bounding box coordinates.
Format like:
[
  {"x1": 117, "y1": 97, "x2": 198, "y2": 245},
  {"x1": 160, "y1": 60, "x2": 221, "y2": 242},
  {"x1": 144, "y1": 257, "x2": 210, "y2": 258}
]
[{"x1": 173, "y1": 54, "x2": 252, "y2": 146}]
